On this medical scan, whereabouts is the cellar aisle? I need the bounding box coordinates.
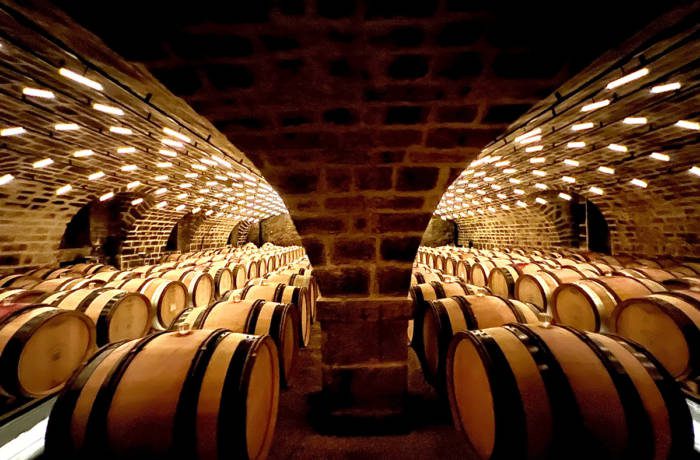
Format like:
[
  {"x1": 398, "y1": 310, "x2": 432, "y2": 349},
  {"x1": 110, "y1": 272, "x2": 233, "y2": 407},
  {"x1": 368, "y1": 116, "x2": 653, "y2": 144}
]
[{"x1": 268, "y1": 323, "x2": 476, "y2": 459}]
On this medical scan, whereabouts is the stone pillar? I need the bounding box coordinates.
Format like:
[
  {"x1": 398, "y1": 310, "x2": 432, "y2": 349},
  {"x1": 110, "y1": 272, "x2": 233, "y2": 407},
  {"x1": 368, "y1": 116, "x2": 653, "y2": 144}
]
[{"x1": 316, "y1": 296, "x2": 412, "y2": 433}]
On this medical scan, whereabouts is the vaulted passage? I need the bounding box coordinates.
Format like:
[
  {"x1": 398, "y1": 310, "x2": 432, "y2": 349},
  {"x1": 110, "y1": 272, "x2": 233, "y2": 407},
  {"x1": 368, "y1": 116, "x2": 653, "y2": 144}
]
[{"x1": 0, "y1": 1, "x2": 698, "y2": 459}]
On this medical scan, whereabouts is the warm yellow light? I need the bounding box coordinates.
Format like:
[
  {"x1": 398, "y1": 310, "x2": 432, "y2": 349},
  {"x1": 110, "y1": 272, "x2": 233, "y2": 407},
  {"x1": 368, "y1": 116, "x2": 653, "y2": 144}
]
[
  {"x1": 649, "y1": 152, "x2": 669, "y2": 161},
  {"x1": 623, "y1": 117, "x2": 647, "y2": 125},
  {"x1": 109, "y1": 126, "x2": 132, "y2": 135},
  {"x1": 180, "y1": 183, "x2": 192, "y2": 189},
  {"x1": 558, "y1": 192, "x2": 572, "y2": 201},
  {"x1": 192, "y1": 164, "x2": 207, "y2": 171},
  {"x1": 127, "y1": 181, "x2": 141, "y2": 189},
  {"x1": 581, "y1": 100, "x2": 610, "y2": 112},
  {"x1": 100, "y1": 191, "x2": 114, "y2": 202},
  {"x1": 175, "y1": 204, "x2": 186, "y2": 211},
  {"x1": 163, "y1": 127, "x2": 191, "y2": 143},
  {"x1": 177, "y1": 193, "x2": 188, "y2": 199},
  {"x1": 509, "y1": 178, "x2": 520, "y2": 184},
  {"x1": 630, "y1": 178, "x2": 647, "y2": 188},
  {"x1": 519, "y1": 135, "x2": 541, "y2": 145},
  {"x1": 650, "y1": 82, "x2": 680, "y2": 93},
  {"x1": 155, "y1": 201, "x2": 168, "y2": 209},
  {"x1": 56, "y1": 184, "x2": 72, "y2": 195},
  {"x1": 55, "y1": 123, "x2": 80, "y2": 131},
  {"x1": 608, "y1": 144, "x2": 627, "y2": 152},
  {"x1": 131, "y1": 198, "x2": 144, "y2": 205},
  {"x1": 514, "y1": 188, "x2": 524, "y2": 195},
  {"x1": 534, "y1": 183, "x2": 548, "y2": 190},
  {"x1": 154, "y1": 187, "x2": 167, "y2": 195},
  {"x1": 33, "y1": 158, "x2": 53, "y2": 168},
  {"x1": 676, "y1": 120, "x2": 699, "y2": 130},
  {"x1": 117, "y1": 147, "x2": 136, "y2": 154},
  {"x1": 563, "y1": 159, "x2": 579, "y2": 167},
  {"x1": 535, "y1": 197, "x2": 547, "y2": 205},
  {"x1": 157, "y1": 162, "x2": 172, "y2": 168},
  {"x1": 529, "y1": 157, "x2": 546, "y2": 164},
  {"x1": 562, "y1": 176, "x2": 576, "y2": 184},
  {"x1": 497, "y1": 193, "x2": 507, "y2": 199},
  {"x1": 161, "y1": 138, "x2": 183, "y2": 148},
  {"x1": 690, "y1": 166, "x2": 700, "y2": 176},
  {"x1": 514, "y1": 128, "x2": 541, "y2": 143},
  {"x1": 598, "y1": 166, "x2": 615, "y2": 174},
  {"x1": 121, "y1": 165, "x2": 138, "y2": 172},
  {"x1": 532, "y1": 170, "x2": 546, "y2": 177},
  {"x1": 155, "y1": 175, "x2": 169, "y2": 181},
  {"x1": 0, "y1": 174, "x2": 14, "y2": 186},
  {"x1": 1, "y1": 127, "x2": 26, "y2": 136},
  {"x1": 516, "y1": 200, "x2": 527, "y2": 208},
  {"x1": 22, "y1": 87, "x2": 55, "y2": 98},
  {"x1": 567, "y1": 141, "x2": 586, "y2": 148},
  {"x1": 59, "y1": 68, "x2": 103, "y2": 91},
  {"x1": 525, "y1": 145, "x2": 544, "y2": 153},
  {"x1": 494, "y1": 160, "x2": 509, "y2": 167},
  {"x1": 192, "y1": 207, "x2": 201, "y2": 214},
  {"x1": 606, "y1": 68, "x2": 649, "y2": 90},
  {"x1": 503, "y1": 168, "x2": 517, "y2": 174},
  {"x1": 501, "y1": 204, "x2": 510, "y2": 210},
  {"x1": 88, "y1": 171, "x2": 105, "y2": 180},
  {"x1": 571, "y1": 122, "x2": 594, "y2": 131},
  {"x1": 589, "y1": 186, "x2": 604, "y2": 195},
  {"x1": 94, "y1": 103, "x2": 124, "y2": 116},
  {"x1": 73, "y1": 149, "x2": 94, "y2": 158}
]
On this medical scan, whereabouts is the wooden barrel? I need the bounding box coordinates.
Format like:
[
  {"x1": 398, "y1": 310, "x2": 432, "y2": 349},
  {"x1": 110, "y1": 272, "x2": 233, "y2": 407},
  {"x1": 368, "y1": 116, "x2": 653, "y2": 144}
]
[
  {"x1": 31, "y1": 276, "x2": 102, "y2": 292},
  {"x1": 446, "y1": 324, "x2": 694, "y2": 460},
  {"x1": 24, "y1": 267, "x2": 74, "y2": 280},
  {"x1": 171, "y1": 300, "x2": 299, "y2": 386},
  {"x1": 671, "y1": 263, "x2": 700, "y2": 276},
  {"x1": 200, "y1": 266, "x2": 233, "y2": 300},
  {"x1": 105, "y1": 278, "x2": 188, "y2": 330},
  {"x1": 0, "y1": 304, "x2": 95, "y2": 398},
  {"x1": 240, "y1": 258, "x2": 260, "y2": 280},
  {"x1": 88, "y1": 270, "x2": 139, "y2": 283},
  {"x1": 69, "y1": 263, "x2": 114, "y2": 275},
  {"x1": 46, "y1": 329, "x2": 279, "y2": 460},
  {"x1": 227, "y1": 283, "x2": 311, "y2": 348},
  {"x1": 612, "y1": 290, "x2": 700, "y2": 380},
  {"x1": 419, "y1": 295, "x2": 538, "y2": 386},
  {"x1": 627, "y1": 258, "x2": 663, "y2": 269},
  {"x1": 159, "y1": 269, "x2": 215, "y2": 308},
  {"x1": 552, "y1": 276, "x2": 666, "y2": 332},
  {"x1": 487, "y1": 265, "x2": 521, "y2": 299},
  {"x1": 470, "y1": 259, "x2": 511, "y2": 287},
  {"x1": 0, "y1": 288, "x2": 46, "y2": 306},
  {"x1": 45, "y1": 288, "x2": 152, "y2": 345},
  {"x1": 514, "y1": 272, "x2": 558, "y2": 312},
  {"x1": 0, "y1": 274, "x2": 43, "y2": 289},
  {"x1": 265, "y1": 273, "x2": 319, "y2": 323},
  {"x1": 616, "y1": 267, "x2": 688, "y2": 283},
  {"x1": 228, "y1": 264, "x2": 248, "y2": 289},
  {"x1": 662, "y1": 277, "x2": 700, "y2": 291}
]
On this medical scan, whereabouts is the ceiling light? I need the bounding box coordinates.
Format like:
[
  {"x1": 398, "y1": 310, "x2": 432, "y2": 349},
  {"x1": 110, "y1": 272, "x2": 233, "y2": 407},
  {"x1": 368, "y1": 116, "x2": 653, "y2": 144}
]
[
  {"x1": 571, "y1": 122, "x2": 594, "y2": 131},
  {"x1": 623, "y1": 117, "x2": 647, "y2": 125},
  {"x1": 180, "y1": 183, "x2": 192, "y2": 189},
  {"x1": 587, "y1": 186, "x2": 603, "y2": 196},
  {"x1": 155, "y1": 175, "x2": 168, "y2": 181},
  {"x1": 199, "y1": 188, "x2": 210, "y2": 193},
  {"x1": 154, "y1": 187, "x2": 167, "y2": 195},
  {"x1": 195, "y1": 197, "x2": 204, "y2": 203},
  {"x1": 206, "y1": 181, "x2": 218, "y2": 186},
  {"x1": 474, "y1": 171, "x2": 486, "y2": 177},
  {"x1": 56, "y1": 184, "x2": 72, "y2": 195},
  {"x1": 503, "y1": 168, "x2": 517, "y2": 174},
  {"x1": 494, "y1": 160, "x2": 510, "y2": 167},
  {"x1": 158, "y1": 149, "x2": 177, "y2": 158},
  {"x1": 563, "y1": 159, "x2": 579, "y2": 167},
  {"x1": 100, "y1": 192, "x2": 114, "y2": 202},
  {"x1": 501, "y1": 204, "x2": 510, "y2": 210},
  {"x1": 532, "y1": 170, "x2": 546, "y2": 177},
  {"x1": 630, "y1": 178, "x2": 647, "y2": 188},
  {"x1": 514, "y1": 128, "x2": 541, "y2": 143},
  {"x1": 157, "y1": 162, "x2": 172, "y2": 168},
  {"x1": 558, "y1": 192, "x2": 572, "y2": 201},
  {"x1": 94, "y1": 103, "x2": 124, "y2": 116},
  {"x1": 55, "y1": 123, "x2": 80, "y2": 131},
  {"x1": 649, "y1": 152, "x2": 669, "y2": 161},
  {"x1": 59, "y1": 68, "x2": 103, "y2": 91},
  {"x1": 109, "y1": 126, "x2": 132, "y2": 135},
  {"x1": 525, "y1": 145, "x2": 544, "y2": 153},
  {"x1": 581, "y1": 100, "x2": 610, "y2": 112},
  {"x1": 509, "y1": 178, "x2": 520, "y2": 184},
  {"x1": 535, "y1": 197, "x2": 548, "y2": 205},
  {"x1": 88, "y1": 171, "x2": 105, "y2": 180},
  {"x1": 598, "y1": 166, "x2": 615, "y2": 174},
  {"x1": 155, "y1": 201, "x2": 167, "y2": 209},
  {"x1": 121, "y1": 165, "x2": 138, "y2": 172},
  {"x1": 516, "y1": 200, "x2": 527, "y2": 208},
  {"x1": 22, "y1": 87, "x2": 55, "y2": 98},
  {"x1": 175, "y1": 204, "x2": 186, "y2": 211},
  {"x1": 534, "y1": 183, "x2": 548, "y2": 190},
  {"x1": 514, "y1": 188, "x2": 524, "y2": 195},
  {"x1": 177, "y1": 193, "x2": 188, "y2": 199},
  {"x1": 192, "y1": 207, "x2": 201, "y2": 214},
  {"x1": 676, "y1": 120, "x2": 699, "y2": 130},
  {"x1": 529, "y1": 157, "x2": 546, "y2": 164},
  {"x1": 192, "y1": 164, "x2": 207, "y2": 171},
  {"x1": 567, "y1": 141, "x2": 586, "y2": 148},
  {"x1": 33, "y1": 158, "x2": 53, "y2": 168},
  {"x1": 650, "y1": 82, "x2": 681, "y2": 93},
  {"x1": 519, "y1": 135, "x2": 541, "y2": 145},
  {"x1": 562, "y1": 176, "x2": 575, "y2": 183},
  {"x1": 161, "y1": 138, "x2": 183, "y2": 148},
  {"x1": 117, "y1": 147, "x2": 136, "y2": 154},
  {"x1": 1, "y1": 127, "x2": 26, "y2": 136},
  {"x1": 127, "y1": 181, "x2": 141, "y2": 189},
  {"x1": 73, "y1": 149, "x2": 94, "y2": 158},
  {"x1": 0, "y1": 174, "x2": 14, "y2": 186},
  {"x1": 690, "y1": 166, "x2": 700, "y2": 176},
  {"x1": 606, "y1": 68, "x2": 649, "y2": 90},
  {"x1": 205, "y1": 209, "x2": 214, "y2": 216},
  {"x1": 184, "y1": 173, "x2": 199, "y2": 179},
  {"x1": 497, "y1": 193, "x2": 507, "y2": 199},
  {"x1": 163, "y1": 127, "x2": 191, "y2": 143},
  {"x1": 608, "y1": 144, "x2": 627, "y2": 152}
]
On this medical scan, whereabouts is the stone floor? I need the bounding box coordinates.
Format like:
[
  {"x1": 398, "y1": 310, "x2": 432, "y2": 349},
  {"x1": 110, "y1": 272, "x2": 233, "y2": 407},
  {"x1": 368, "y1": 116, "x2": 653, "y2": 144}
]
[{"x1": 267, "y1": 324, "x2": 477, "y2": 459}]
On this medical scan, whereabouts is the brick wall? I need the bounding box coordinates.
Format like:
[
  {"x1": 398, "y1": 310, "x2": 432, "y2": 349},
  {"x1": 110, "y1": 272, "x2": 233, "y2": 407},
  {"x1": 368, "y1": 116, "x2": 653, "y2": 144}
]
[{"x1": 420, "y1": 216, "x2": 456, "y2": 247}]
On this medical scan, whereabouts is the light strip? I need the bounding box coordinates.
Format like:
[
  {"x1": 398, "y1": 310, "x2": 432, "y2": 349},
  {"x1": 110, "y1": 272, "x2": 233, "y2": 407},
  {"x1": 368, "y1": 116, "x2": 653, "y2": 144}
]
[
  {"x1": 56, "y1": 184, "x2": 72, "y2": 195},
  {"x1": 535, "y1": 197, "x2": 548, "y2": 205},
  {"x1": 73, "y1": 149, "x2": 94, "y2": 158},
  {"x1": 157, "y1": 162, "x2": 172, "y2": 168},
  {"x1": 534, "y1": 183, "x2": 548, "y2": 190},
  {"x1": 563, "y1": 159, "x2": 579, "y2": 167},
  {"x1": 0, "y1": 174, "x2": 14, "y2": 185},
  {"x1": 581, "y1": 99, "x2": 610, "y2": 112},
  {"x1": 676, "y1": 120, "x2": 700, "y2": 130},
  {"x1": 1, "y1": 127, "x2": 26, "y2": 136},
  {"x1": 59, "y1": 68, "x2": 103, "y2": 91},
  {"x1": 117, "y1": 147, "x2": 136, "y2": 154},
  {"x1": 562, "y1": 176, "x2": 576, "y2": 184},
  {"x1": 514, "y1": 127, "x2": 541, "y2": 143},
  {"x1": 154, "y1": 187, "x2": 167, "y2": 195},
  {"x1": 598, "y1": 166, "x2": 615, "y2": 174},
  {"x1": 649, "y1": 152, "x2": 669, "y2": 162},
  {"x1": 100, "y1": 191, "x2": 114, "y2": 201},
  {"x1": 525, "y1": 145, "x2": 543, "y2": 153},
  {"x1": 567, "y1": 141, "x2": 586, "y2": 148},
  {"x1": 33, "y1": 158, "x2": 53, "y2": 168},
  {"x1": 529, "y1": 157, "x2": 546, "y2": 164},
  {"x1": 689, "y1": 166, "x2": 700, "y2": 176},
  {"x1": 161, "y1": 138, "x2": 183, "y2": 148},
  {"x1": 516, "y1": 200, "x2": 527, "y2": 208},
  {"x1": 532, "y1": 170, "x2": 546, "y2": 177},
  {"x1": 509, "y1": 178, "x2": 521, "y2": 184},
  {"x1": 163, "y1": 127, "x2": 191, "y2": 143},
  {"x1": 127, "y1": 181, "x2": 141, "y2": 189},
  {"x1": 519, "y1": 135, "x2": 541, "y2": 145},
  {"x1": 608, "y1": 144, "x2": 627, "y2": 152},
  {"x1": 630, "y1": 178, "x2": 647, "y2": 188},
  {"x1": 589, "y1": 186, "x2": 604, "y2": 195},
  {"x1": 131, "y1": 198, "x2": 144, "y2": 205},
  {"x1": 88, "y1": 171, "x2": 105, "y2": 180},
  {"x1": 93, "y1": 103, "x2": 124, "y2": 116},
  {"x1": 22, "y1": 87, "x2": 55, "y2": 98},
  {"x1": 650, "y1": 82, "x2": 681, "y2": 94},
  {"x1": 175, "y1": 204, "x2": 186, "y2": 211},
  {"x1": 623, "y1": 117, "x2": 647, "y2": 125},
  {"x1": 605, "y1": 68, "x2": 649, "y2": 90},
  {"x1": 121, "y1": 165, "x2": 138, "y2": 172},
  {"x1": 155, "y1": 175, "x2": 169, "y2": 181},
  {"x1": 55, "y1": 123, "x2": 80, "y2": 131},
  {"x1": 558, "y1": 192, "x2": 572, "y2": 201},
  {"x1": 109, "y1": 126, "x2": 132, "y2": 135},
  {"x1": 571, "y1": 122, "x2": 594, "y2": 131}
]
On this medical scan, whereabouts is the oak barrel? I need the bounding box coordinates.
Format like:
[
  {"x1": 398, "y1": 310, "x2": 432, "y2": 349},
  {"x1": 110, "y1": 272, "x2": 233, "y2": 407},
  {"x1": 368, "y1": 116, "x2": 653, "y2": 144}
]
[
  {"x1": 46, "y1": 330, "x2": 280, "y2": 460},
  {"x1": 159, "y1": 268, "x2": 215, "y2": 308},
  {"x1": 105, "y1": 278, "x2": 188, "y2": 330},
  {"x1": 265, "y1": 272, "x2": 319, "y2": 322},
  {"x1": 446, "y1": 324, "x2": 693, "y2": 460}
]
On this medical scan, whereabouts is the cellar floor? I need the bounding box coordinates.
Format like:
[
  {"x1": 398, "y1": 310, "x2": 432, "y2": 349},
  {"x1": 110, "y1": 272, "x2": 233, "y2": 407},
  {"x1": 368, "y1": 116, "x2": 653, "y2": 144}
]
[{"x1": 268, "y1": 323, "x2": 477, "y2": 460}]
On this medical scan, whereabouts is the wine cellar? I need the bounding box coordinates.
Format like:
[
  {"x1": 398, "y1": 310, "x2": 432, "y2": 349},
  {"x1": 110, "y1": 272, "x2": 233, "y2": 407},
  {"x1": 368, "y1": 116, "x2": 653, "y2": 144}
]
[{"x1": 0, "y1": 0, "x2": 698, "y2": 458}]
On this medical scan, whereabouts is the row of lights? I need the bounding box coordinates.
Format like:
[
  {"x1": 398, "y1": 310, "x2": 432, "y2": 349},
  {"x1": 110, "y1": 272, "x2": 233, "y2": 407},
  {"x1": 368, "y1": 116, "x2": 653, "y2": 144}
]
[{"x1": 436, "y1": 65, "x2": 698, "y2": 220}]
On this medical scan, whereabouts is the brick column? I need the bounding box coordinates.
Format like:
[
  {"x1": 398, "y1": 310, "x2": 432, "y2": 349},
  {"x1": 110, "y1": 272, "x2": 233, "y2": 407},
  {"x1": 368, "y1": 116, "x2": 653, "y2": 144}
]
[{"x1": 316, "y1": 297, "x2": 412, "y2": 432}]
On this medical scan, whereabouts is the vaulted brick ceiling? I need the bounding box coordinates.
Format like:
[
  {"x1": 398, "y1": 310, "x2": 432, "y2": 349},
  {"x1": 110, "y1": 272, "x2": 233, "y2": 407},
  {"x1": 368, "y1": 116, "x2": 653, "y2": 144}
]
[{"x1": 6, "y1": 0, "x2": 694, "y2": 294}]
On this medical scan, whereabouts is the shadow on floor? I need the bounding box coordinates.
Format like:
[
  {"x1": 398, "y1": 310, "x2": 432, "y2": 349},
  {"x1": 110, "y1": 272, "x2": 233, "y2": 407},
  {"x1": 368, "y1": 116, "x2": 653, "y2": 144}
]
[{"x1": 267, "y1": 324, "x2": 478, "y2": 460}]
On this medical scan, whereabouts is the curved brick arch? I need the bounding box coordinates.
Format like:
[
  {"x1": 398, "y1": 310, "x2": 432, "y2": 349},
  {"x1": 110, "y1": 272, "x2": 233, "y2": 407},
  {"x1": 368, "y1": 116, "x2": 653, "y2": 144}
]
[{"x1": 188, "y1": 216, "x2": 239, "y2": 251}]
